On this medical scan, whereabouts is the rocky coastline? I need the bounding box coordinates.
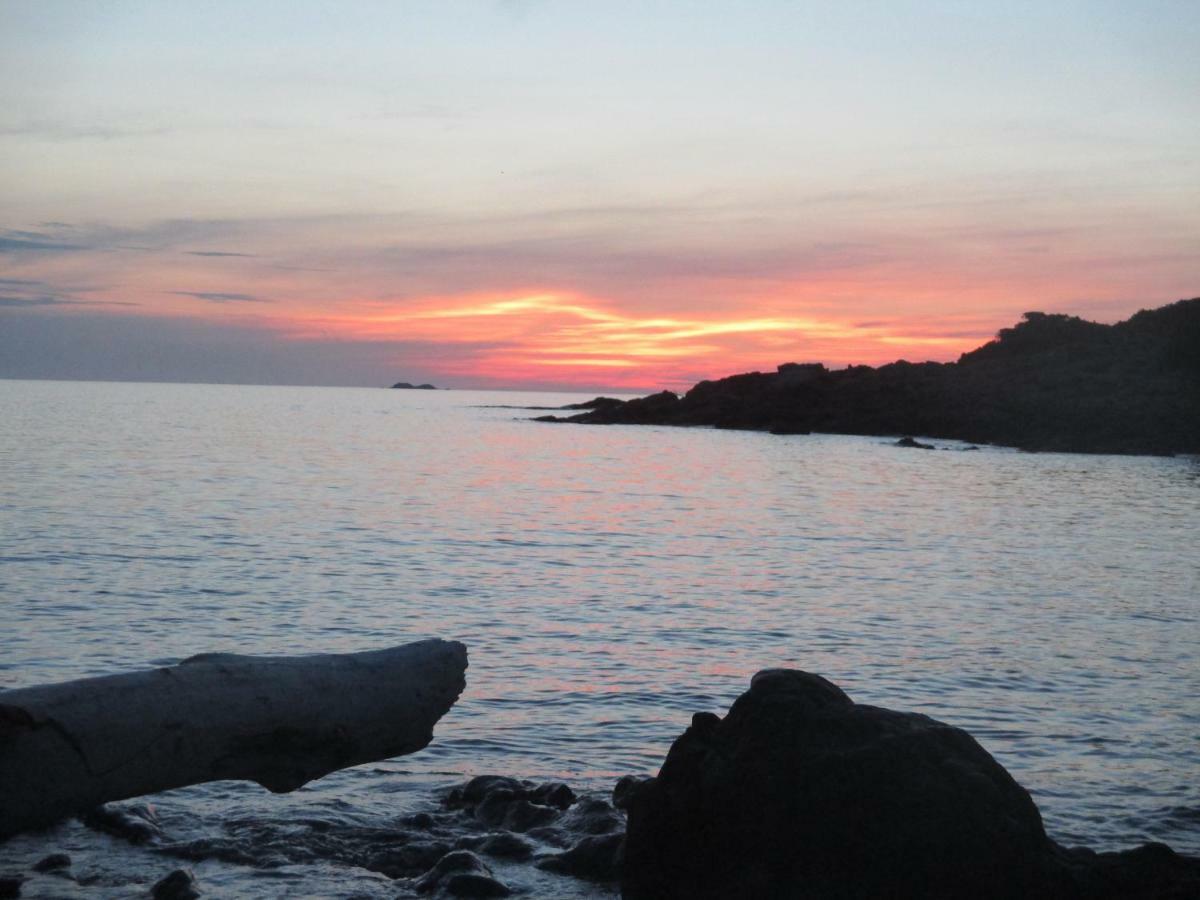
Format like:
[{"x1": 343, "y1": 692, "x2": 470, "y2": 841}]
[
  {"x1": 535, "y1": 298, "x2": 1200, "y2": 456},
  {"x1": 4, "y1": 671, "x2": 1197, "y2": 898}
]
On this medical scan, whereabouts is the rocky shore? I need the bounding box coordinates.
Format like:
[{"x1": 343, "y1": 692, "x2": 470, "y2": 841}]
[
  {"x1": 536, "y1": 298, "x2": 1200, "y2": 456},
  {"x1": 4, "y1": 671, "x2": 1197, "y2": 898}
]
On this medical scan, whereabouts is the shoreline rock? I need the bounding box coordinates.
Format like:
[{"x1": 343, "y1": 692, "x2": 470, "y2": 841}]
[{"x1": 621, "y1": 669, "x2": 1200, "y2": 899}]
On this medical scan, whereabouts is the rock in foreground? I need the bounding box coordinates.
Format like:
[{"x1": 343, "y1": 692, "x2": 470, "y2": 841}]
[
  {"x1": 0, "y1": 641, "x2": 468, "y2": 838},
  {"x1": 622, "y1": 669, "x2": 1200, "y2": 900}
]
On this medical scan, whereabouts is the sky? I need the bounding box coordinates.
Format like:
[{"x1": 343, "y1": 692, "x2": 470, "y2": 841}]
[{"x1": 1, "y1": 1, "x2": 1197, "y2": 391}]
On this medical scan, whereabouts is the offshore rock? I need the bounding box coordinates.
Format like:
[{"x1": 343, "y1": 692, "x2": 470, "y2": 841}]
[
  {"x1": 894, "y1": 435, "x2": 935, "y2": 449},
  {"x1": 622, "y1": 669, "x2": 1200, "y2": 900}
]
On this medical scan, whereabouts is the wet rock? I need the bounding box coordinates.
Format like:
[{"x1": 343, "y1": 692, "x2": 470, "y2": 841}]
[
  {"x1": 156, "y1": 837, "x2": 259, "y2": 866},
  {"x1": 501, "y1": 799, "x2": 560, "y2": 832},
  {"x1": 524, "y1": 825, "x2": 570, "y2": 848},
  {"x1": 151, "y1": 868, "x2": 200, "y2": 900},
  {"x1": 414, "y1": 850, "x2": 509, "y2": 897},
  {"x1": 536, "y1": 832, "x2": 624, "y2": 882},
  {"x1": 80, "y1": 803, "x2": 161, "y2": 844},
  {"x1": 403, "y1": 812, "x2": 436, "y2": 830},
  {"x1": 0, "y1": 876, "x2": 22, "y2": 899},
  {"x1": 451, "y1": 776, "x2": 564, "y2": 832},
  {"x1": 471, "y1": 790, "x2": 519, "y2": 827},
  {"x1": 457, "y1": 832, "x2": 535, "y2": 861},
  {"x1": 528, "y1": 781, "x2": 576, "y2": 810},
  {"x1": 30, "y1": 854, "x2": 70, "y2": 873},
  {"x1": 895, "y1": 435, "x2": 935, "y2": 449},
  {"x1": 612, "y1": 775, "x2": 652, "y2": 811},
  {"x1": 622, "y1": 668, "x2": 1200, "y2": 900},
  {"x1": 560, "y1": 797, "x2": 622, "y2": 835},
  {"x1": 365, "y1": 840, "x2": 452, "y2": 878},
  {"x1": 446, "y1": 776, "x2": 524, "y2": 808}
]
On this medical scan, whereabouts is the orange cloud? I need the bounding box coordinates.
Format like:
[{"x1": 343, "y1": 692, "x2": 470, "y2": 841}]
[{"x1": 261, "y1": 290, "x2": 996, "y2": 390}]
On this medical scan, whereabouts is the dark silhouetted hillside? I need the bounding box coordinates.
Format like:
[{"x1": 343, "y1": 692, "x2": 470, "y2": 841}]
[{"x1": 537, "y1": 298, "x2": 1200, "y2": 455}]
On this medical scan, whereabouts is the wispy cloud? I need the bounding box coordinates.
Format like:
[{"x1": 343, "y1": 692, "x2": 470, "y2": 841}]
[
  {"x1": 0, "y1": 230, "x2": 85, "y2": 253},
  {"x1": 0, "y1": 294, "x2": 73, "y2": 307},
  {"x1": 169, "y1": 291, "x2": 268, "y2": 303},
  {"x1": 0, "y1": 276, "x2": 127, "y2": 309}
]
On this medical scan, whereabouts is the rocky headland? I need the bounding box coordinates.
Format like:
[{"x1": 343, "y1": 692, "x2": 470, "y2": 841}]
[
  {"x1": 391, "y1": 382, "x2": 439, "y2": 390},
  {"x1": 536, "y1": 298, "x2": 1200, "y2": 456}
]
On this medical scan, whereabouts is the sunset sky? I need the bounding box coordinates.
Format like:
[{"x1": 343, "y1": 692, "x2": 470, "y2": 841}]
[{"x1": 2, "y1": 1, "x2": 1197, "y2": 391}]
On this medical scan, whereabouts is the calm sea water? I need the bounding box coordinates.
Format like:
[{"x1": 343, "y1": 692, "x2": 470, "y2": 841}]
[{"x1": 1, "y1": 379, "x2": 1198, "y2": 896}]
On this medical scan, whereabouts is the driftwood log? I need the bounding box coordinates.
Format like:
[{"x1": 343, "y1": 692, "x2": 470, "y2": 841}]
[{"x1": 0, "y1": 640, "x2": 468, "y2": 838}]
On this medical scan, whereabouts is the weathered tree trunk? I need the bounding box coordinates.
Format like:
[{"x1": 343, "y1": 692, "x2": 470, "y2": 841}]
[{"x1": 0, "y1": 640, "x2": 468, "y2": 839}]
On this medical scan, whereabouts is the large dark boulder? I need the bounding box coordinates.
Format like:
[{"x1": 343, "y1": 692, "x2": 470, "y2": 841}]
[{"x1": 622, "y1": 669, "x2": 1200, "y2": 900}]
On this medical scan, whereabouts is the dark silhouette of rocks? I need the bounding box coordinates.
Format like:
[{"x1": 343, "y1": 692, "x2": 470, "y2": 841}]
[
  {"x1": 612, "y1": 774, "x2": 652, "y2": 811},
  {"x1": 538, "y1": 298, "x2": 1200, "y2": 455},
  {"x1": 895, "y1": 435, "x2": 935, "y2": 449},
  {"x1": 621, "y1": 669, "x2": 1200, "y2": 900},
  {"x1": 390, "y1": 382, "x2": 438, "y2": 389},
  {"x1": 558, "y1": 396, "x2": 625, "y2": 411}
]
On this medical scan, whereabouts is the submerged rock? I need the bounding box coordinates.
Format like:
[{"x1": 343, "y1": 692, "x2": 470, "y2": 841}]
[
  {"x1": 536, "y1": 832, "x2": 624, "y2": 882},
  {"x1": 151, "y1": 868, "x2": 200, "y2": 900},
  {"x1": 0, "y1": 876, "x2": 22, "y2": 898},
  {"x1": 414, "y1": 850, "x2": 510, "y2": 897},
  {"x1": 30, "y1": 854, "x2": 70, "y2": 873},
  {"x1": 558, "y1": 798, "x2": 622, "y2": 836},
  {"x1": 80, "y1": 804, "x2": 161, "y2": 844},
  {"x1": 622, "y1": 669, "x2": 1200, "y2": 900},
  {"x1": 456, "y1": 832, "x2": 535, "y2": 861},
  {"x1": 366, "y1": 840, "x2": 453, "y2": 879}
]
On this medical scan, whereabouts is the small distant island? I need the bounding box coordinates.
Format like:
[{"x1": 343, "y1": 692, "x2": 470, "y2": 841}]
[
  {"x1": 536, "y1": 298, "x2": 1200, "y2": 456},
  {"x1": 390, "y1": 382, "x2": 438, "y2": 390}
]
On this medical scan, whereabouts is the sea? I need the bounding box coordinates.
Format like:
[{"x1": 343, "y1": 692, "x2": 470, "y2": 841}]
[{"x1": 1, "y1": 379, "x2": 1198, "y2": 897}]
